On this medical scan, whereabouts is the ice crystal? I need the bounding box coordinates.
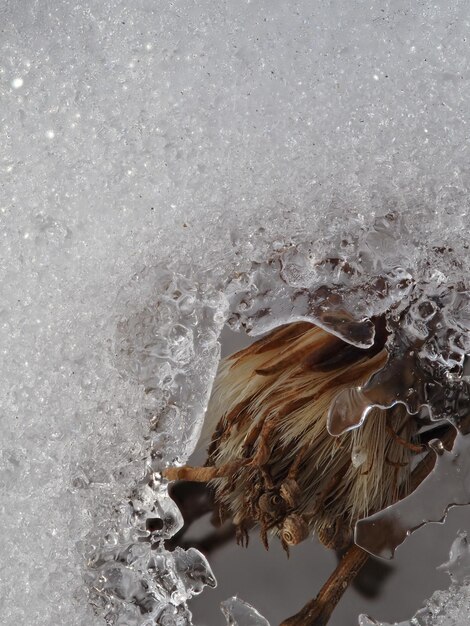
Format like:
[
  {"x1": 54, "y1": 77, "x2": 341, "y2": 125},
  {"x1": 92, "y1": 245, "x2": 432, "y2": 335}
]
[{"x1": 221, "y1": 597, "x2": 271, "y2": 626}]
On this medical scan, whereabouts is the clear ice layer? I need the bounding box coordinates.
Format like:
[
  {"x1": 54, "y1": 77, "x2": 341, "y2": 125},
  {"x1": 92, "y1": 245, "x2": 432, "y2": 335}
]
[
  {"x1": 328, "y1": 283, "x2": 470, "y2": 436},
  {"x1": 360, "y1": 532, "x2": 470, "y2": 626},
  {"x1": 221, "y1": 597, "x2": 271, "y2": 626},
  {"x1": 3, "y1": 1, "x2": 470, "y2": 625}
]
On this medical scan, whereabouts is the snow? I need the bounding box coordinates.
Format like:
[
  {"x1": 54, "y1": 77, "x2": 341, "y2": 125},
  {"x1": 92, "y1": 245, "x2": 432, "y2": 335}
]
[{"x1": 2, "y1": 1, "x2": 470, "y2": 624}]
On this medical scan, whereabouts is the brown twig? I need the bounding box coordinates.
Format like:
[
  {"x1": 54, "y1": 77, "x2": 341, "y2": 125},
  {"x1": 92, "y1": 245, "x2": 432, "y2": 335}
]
[{"x1": 279, "y1": 544, "x2": 369, "y2": 626}]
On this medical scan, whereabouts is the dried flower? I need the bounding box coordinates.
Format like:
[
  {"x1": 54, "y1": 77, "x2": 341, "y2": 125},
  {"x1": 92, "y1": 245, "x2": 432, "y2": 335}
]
[{"x1": 165, "y1": 321, "x2": 424, "y2": 553}]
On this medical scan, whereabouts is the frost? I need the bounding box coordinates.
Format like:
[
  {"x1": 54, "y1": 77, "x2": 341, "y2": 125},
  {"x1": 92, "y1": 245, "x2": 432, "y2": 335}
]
[
  {"x1": 360, "y1": 532, "x2": 470, "y2": 626},
  {"x1": 3, "y1": 1, "x2": 470, "y2": 625}
]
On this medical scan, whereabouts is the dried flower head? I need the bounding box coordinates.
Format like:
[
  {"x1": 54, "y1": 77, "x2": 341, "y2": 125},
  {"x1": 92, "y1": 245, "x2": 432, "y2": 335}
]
[{"x1": 165, "y1": 321, "x2": 424, "y2": 553}]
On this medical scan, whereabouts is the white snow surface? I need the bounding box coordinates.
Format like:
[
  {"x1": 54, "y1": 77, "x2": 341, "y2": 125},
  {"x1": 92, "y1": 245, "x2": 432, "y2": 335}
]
[{"x1": 2, "y1": 1, "x2": 470, "y2": 625}]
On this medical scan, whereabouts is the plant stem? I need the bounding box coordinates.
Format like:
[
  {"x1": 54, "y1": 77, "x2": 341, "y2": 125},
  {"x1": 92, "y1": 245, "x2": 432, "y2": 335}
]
[{"x1": 279, "y1": 544, "x2": 369, "y2": 626}]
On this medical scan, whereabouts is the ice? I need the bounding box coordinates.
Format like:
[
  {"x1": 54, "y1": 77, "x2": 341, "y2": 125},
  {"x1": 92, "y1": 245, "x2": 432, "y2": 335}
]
[
  {"x1": 221, "y1": 597, "x2": 271, "y2": 626},
  {"x1": 360, "y1": 532, "x2": 470, "y2": 626},
  {"x1": 328, "y1": 282, "x2": 470, "y2": 436},
  {"x1": 355, "y1": 432, "x2": 470, "y2": 558},
  {"x1": 3, "y1": 1, "x2": 470, "y2": 625},
  {"x1": 438, "y1": 532, "x2": 470, "y2": 585},
  {"x1": 227, "y1": 250, "x2": 413, "y2": 348}
]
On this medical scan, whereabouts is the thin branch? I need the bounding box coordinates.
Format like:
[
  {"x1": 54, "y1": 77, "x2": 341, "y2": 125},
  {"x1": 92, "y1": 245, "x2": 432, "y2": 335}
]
[{"x1": 279, "y1": 544, "x2": 369, "y2": 626}]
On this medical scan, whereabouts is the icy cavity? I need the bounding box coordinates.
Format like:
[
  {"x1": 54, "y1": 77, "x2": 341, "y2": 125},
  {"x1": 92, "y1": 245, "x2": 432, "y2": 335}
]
[
  {"x1": 3, "y1": 1, "x2": 470, "y2": 625},
  {"x1": 360, "y1": 532, "x2": 470, "y2": 626}
]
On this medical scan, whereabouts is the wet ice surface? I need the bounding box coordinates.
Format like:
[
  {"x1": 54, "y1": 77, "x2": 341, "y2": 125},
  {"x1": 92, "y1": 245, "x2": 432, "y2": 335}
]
[
  {"x1": 360, "y1": 532, "x2": 470, "y2": 626},
  {"x1": 3, "y1": 1, "x2": 470, "y2": 625}
]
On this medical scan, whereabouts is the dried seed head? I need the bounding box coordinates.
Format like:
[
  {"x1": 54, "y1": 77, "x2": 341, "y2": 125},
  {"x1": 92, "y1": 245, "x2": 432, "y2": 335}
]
[
  {"x1": 168, "y1": 321, "x2": 422, "y2": 551},
  {"x1": 316, "y1": 517, "x2": 352, "y2": 551},
  {"x1": 257, "y1": 491, "x2": 285, "y2": 516},
  {"x1": 280, "y1": 478, "x2": 301, "y2": 509},
  {"x1": 257, "y1": 493, "x2": 272, "y2": 514},
  {"x1": 281, "y1": 514, "x2": 309, "y2": 546}
]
